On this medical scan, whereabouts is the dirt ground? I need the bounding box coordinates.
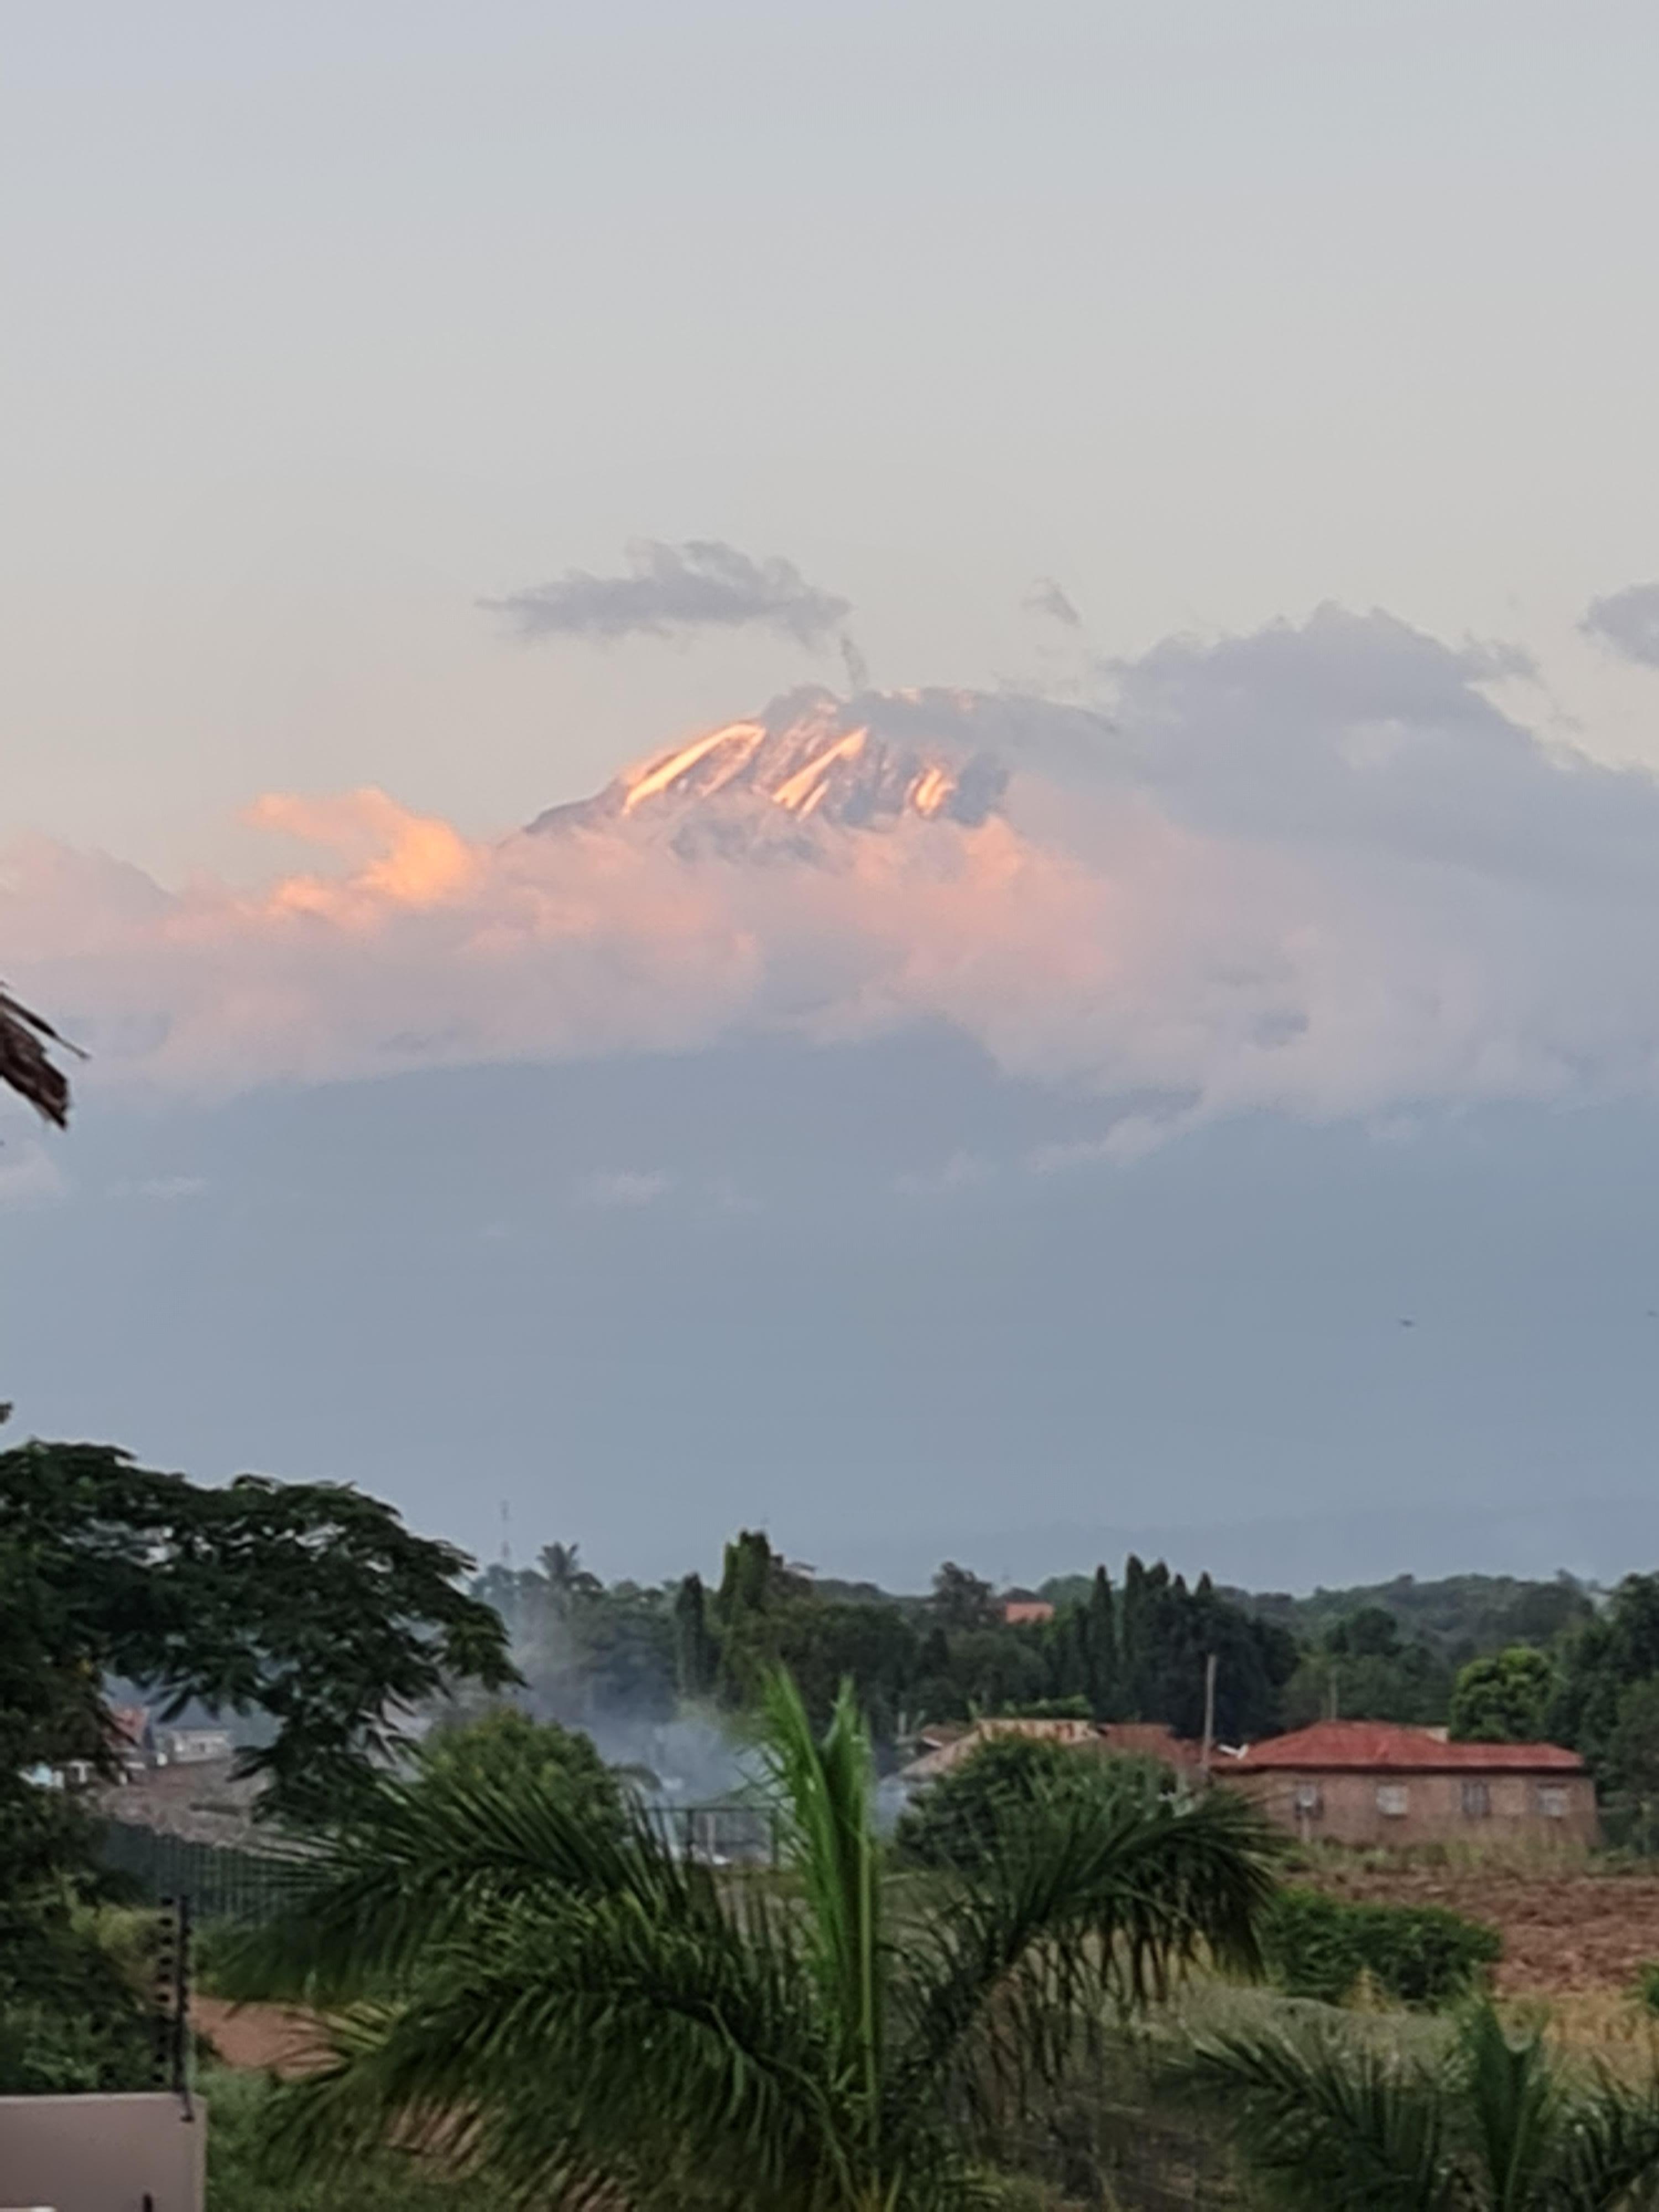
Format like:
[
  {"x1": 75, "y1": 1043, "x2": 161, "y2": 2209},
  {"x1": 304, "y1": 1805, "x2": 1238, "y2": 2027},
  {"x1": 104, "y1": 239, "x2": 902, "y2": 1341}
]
[
  {"x1": 1304, "y1": 1860, "x2": 1659, "y2": 1997},
  {"x1": 195, "y1": 1994, "x2": 325, "y2": 2075}
]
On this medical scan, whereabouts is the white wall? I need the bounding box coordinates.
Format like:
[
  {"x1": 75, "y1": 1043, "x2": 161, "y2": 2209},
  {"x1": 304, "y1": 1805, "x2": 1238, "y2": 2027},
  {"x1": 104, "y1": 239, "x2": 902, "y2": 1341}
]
[{"x1": 0, "y1": 2093, "x2": 203, "y2": 2212}]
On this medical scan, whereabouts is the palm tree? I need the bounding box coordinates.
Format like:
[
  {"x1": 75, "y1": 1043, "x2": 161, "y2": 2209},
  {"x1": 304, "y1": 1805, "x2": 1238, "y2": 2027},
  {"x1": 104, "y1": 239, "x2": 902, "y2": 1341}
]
[
  {"x1": 234, "y1": 1674, "x2": 1280, "y2": 2210},
  {"x1": 1180, "y1": 2000, "x2": 1659, "y2": 2209},
  {"x1": 0, "y1": 985, "x2": 77, "y2": 1126}
]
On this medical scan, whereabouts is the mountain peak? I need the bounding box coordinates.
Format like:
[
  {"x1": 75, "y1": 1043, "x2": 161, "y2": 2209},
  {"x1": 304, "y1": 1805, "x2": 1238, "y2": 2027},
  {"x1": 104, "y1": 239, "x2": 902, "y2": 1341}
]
[{"x1": 526, "y1": 688, "x2": 1008, "y2": 846}]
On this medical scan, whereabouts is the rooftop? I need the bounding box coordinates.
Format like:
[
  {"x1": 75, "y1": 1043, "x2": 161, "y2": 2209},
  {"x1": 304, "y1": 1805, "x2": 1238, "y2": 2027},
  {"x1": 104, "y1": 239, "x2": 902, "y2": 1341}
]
[{"x1": 1228, "y1": 1721, "x2": 1584, "y2": 1774}]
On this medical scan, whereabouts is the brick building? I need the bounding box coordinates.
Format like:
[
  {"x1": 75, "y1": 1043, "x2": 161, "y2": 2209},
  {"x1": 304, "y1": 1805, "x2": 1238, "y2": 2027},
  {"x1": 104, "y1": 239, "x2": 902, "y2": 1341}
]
[{"x1": 1218, "y1": 1720, "x2": 1597, "y2": 1851}]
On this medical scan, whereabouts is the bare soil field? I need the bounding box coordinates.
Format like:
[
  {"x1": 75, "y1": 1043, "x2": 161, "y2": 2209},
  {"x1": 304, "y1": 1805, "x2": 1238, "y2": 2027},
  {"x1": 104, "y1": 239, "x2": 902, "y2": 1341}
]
[{"x1": 1304, "y1": 1860, "x2": 1659, "y2": 1997}]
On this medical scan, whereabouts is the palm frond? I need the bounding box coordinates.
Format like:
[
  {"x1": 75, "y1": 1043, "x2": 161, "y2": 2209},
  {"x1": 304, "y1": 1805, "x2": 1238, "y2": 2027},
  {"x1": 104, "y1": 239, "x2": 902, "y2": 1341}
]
[
  {"x1": 259, "y1": 1881, "x2": 847, "y2": 2210},
  {"x1": 220, "y1": 1761, "x2": 716, "y2": 2004},
  {"x1": 1458, "y1": 2004, "x2": 1558, "y2": 2212},
  {"x1": 1173, "y1": 2015, "x2": 1456, "y2": 2212},
  {"x1": 0, "y1": 985, "x2": 81, "y2": 1128},
  {"x1": 760, "y1": 1673, "x2": 884, "y2": 2112},
  {"x1": 891, "y1": 1782, "x2": 1281, "y2": 2130},
  {"x1": 1546, "y1": 2065, "x2": 1659, "y2": 2211}
]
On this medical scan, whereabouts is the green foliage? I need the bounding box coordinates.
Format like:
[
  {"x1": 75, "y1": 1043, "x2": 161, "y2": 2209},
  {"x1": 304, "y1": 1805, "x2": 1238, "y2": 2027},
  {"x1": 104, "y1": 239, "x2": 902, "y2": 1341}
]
[
  {"x1": 1180, "y1": 2001, "x2": 1659, "y2": 2210},
  {"x1": 1238, "y1": 1572, "x2": 1595, "y2": 1666},
  {"x1": 0, "y1": 1439, "x2": 517, "y2": 1828},
  {"x1": 672, "y1": 1570, "x2": 718, "y2": 1697},
  {"x1": 894, "y1": 1734, "x2": 1167, "y2": 1871},
  {"x1": 1448, "y1": 1646, "x2": 1557, "y2": 1744},
  {"x1": 473, "y1": 1554, "x2": 679, "y2": 1727},
  {"x1": 206, "y1": 2069, "x2": 522, "y2": 2211},
  {"x1": 1260, "y1": 1887, "x2": 1500, "y2": 2010},
  {"x1": 417, "y1": 1707, "x2": 622, "y2": 1828},
  {"x1": 931, "y1": 1559, "x2": 1000, "y2": 1632},
  {"x1": 1279, "y1": 1605, "x2": 1453, "y2": 1731},
  {"x1": 0, "y1": 1892, "x2": 155, "y2": 2094},
  {"x1": 237, "y1": 1670, "x2": 1280, "y2": 2210}
]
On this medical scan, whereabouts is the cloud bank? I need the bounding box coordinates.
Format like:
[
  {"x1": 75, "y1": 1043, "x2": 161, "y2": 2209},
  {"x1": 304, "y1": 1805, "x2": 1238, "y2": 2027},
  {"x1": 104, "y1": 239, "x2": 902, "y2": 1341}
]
[
  {"x1": 1583, "y1": 581, "x2": 1659, "y2": 670},
  {"x1": 11, "y1": 602, "x2": 1659, "y2": 1144},
  {"x1": 482, "y1": 539, "x2": 851, "y2": 646}
]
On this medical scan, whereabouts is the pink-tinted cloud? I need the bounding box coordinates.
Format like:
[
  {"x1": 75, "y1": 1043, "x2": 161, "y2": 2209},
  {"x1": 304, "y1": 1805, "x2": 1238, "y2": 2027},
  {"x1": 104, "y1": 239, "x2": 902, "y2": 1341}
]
[{"x1": 11, "y1": 609, "x2": 1659, "y2": 1136}]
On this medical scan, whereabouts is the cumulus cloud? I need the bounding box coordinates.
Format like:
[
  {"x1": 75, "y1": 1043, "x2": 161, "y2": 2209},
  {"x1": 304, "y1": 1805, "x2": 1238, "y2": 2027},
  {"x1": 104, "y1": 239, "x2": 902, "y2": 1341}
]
[
  {"x1": 1582, "y1": 582, "x2": 1659, "y2": 669},
  {"x1": 14, "y1": 604, "x2": 1659, "y2": 1144},
  {"x1": 482, "y1": 539, "x2": 851, "y2": 647}
]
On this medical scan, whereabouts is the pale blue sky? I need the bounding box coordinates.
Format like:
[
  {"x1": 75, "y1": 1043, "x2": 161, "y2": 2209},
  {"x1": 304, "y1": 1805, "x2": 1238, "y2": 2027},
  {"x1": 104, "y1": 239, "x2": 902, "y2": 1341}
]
[
  {"x1": 9, "y1": 5, "x2": 1659, "y2": 1587},
  {"x1": 6, "y1": 2, "x2": 1659, "y2": 875}
]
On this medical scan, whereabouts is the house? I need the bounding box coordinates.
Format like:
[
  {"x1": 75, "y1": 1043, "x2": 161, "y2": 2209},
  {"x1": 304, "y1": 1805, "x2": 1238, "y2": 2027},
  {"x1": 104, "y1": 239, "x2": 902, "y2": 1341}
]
[
  {"x1": 1000, "y1": 1593, "x2": 1056, "y2": 1627},
  {"x1": 1217, "y1": 1720, "x2": 1597, "y2": 1850},
  {"x1": 900, "y1": 1715, "x2": 1201, "y2": 1786},
  {"x1": 153, "y1": 1723, "x2": 235, "y2": 1767}
]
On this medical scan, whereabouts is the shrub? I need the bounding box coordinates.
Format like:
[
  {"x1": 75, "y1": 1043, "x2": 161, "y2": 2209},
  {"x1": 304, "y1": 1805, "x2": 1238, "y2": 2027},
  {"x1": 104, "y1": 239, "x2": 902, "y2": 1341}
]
[
  {"x1": 894, "y1": 1735, "x2": 1167, "y2": 1870},
  {"x1": 0, "y1": 1896, "x2": 156, "y2": 2093},
  {"x1": 206, "y1": 2069, "x2": 523, "y2": 2210},
  {"x1": 1260, "y1": 1885, "x2": 1499, "y2": 2008}
]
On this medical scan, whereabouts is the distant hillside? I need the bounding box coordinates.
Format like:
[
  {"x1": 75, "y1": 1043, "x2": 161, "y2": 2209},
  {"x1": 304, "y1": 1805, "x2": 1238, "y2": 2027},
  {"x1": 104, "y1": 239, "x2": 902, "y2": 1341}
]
[{"x1": 1220, "y1": 1573, "x2": 1596, "y2": 1663}]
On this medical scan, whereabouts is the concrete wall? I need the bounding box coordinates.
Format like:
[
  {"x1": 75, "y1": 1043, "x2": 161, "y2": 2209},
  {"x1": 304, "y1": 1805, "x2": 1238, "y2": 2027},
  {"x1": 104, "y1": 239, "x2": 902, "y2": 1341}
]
[
  {"x1": 1224, "y1": 1766, "x2": 1599, "y2": 1851},
  {"x1": 0, "y1": 2093, "x2": 203, "y2": 2212}
]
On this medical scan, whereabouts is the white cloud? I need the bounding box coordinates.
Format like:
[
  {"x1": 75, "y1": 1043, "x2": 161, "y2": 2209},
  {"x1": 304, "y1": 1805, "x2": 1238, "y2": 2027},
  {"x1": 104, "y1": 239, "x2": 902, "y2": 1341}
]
[{"x1": 13, "y1": 603, "x2": 1659, "y2": 1147}]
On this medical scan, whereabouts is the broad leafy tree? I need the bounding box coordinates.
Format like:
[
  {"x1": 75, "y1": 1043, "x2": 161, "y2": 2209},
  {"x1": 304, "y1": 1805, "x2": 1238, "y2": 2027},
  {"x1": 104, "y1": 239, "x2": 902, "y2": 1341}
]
[
  {"x1": 1448, "y1": 1646, "x2": 1557, "y2": 1744},
  {"x1": 0, "y1": 1439, "x2": 517, "y2": 1828}
]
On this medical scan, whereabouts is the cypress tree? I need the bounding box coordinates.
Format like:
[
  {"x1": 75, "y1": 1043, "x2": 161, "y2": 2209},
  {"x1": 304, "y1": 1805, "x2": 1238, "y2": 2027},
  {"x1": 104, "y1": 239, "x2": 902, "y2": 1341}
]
[
  {"x1": 672, "y1": 1572, "x2": 717, "y2": 1698},
  {"x1": 1084, "y1": 1566, "x2": 1118, "y2": 1719}
]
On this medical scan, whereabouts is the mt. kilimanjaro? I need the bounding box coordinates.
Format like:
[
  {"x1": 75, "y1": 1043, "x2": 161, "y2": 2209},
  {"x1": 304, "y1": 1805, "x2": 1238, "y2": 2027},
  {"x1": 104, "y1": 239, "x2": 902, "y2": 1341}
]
[{"x1": 525, "y1": 687, "x2": 1014, "y2": 860}]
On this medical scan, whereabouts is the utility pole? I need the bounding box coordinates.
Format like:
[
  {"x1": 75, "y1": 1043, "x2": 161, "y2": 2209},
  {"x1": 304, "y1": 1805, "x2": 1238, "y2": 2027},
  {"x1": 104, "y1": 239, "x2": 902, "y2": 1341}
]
[{"x1": 1200, "y1": 1651, "x2": 1218, "y2": 1773}]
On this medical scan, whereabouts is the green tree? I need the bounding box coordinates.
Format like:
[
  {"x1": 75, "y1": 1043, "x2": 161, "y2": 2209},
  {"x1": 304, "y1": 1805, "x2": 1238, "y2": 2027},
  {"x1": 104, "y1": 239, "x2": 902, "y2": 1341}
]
[
  {"x1": 235, "y1": 1674, "x2": 1279, "y2": 2211},
  {"x1": 894, "y1": 1733, "x2": 1166, "y2": 1871},
  {"x1": 930, "y1": 1559, "x2": 999, "y2": 1633},
  {"x1": 0, "y1": 1440, "x2": 516, "y2": 1829},
  {"x1": 1082, "y1": 1566, "x2": 1118, "y2": 1718},
  {"x1": 418, "y1": 1708, "x2": 622, "y2": 1832},
  {"x1": 1448, "y1": 1647, "x2": 1557, "y2": 1744},
  {"x1": 1181, "y1": 2001, "x2": 1659, "y2": 2210},
  {"x1": 673, "y1": 1571, "x2": 718, "y2": 1698}
]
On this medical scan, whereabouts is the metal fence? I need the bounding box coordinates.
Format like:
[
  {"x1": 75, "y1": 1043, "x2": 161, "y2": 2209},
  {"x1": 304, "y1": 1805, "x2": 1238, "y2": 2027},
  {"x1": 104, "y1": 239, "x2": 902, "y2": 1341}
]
[
  {"x1": 97, "y1": 1818, "x2": 307, "y2": 1922},
  {"x1": 641, "y1": 1802, "x2": 781, "y2": 1866}
]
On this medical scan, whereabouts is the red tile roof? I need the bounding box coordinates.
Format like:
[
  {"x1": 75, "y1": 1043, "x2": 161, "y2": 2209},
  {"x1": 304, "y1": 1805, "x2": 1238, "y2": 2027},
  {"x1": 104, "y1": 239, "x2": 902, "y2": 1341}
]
[{"x1": 1229, "y1": 1721, "x2": 1584, "y2": 1774}]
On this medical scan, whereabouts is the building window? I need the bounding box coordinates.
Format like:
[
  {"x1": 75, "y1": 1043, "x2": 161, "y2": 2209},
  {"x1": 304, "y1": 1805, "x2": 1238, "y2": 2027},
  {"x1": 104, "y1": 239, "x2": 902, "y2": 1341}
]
[
  {"x1": 1376, "y1": 1783, "x2": 1409, "y2": 1818},
  {"x1": 1293, "y1": 1782, "x2": 1323, "y2": 1817},
  {"x1": 1461, "y1": 1780, "x2": 1491, "y2": 1819},
  {"x1": 1537, "y1": 1785, "x2": 1569, "y2": 1820}
]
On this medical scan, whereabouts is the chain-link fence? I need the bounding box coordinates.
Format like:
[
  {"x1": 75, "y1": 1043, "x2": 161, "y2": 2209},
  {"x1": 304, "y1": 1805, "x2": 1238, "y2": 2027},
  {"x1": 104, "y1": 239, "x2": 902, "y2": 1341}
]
[{"x1": 97, "y1": 1818, "x2": 307, "y2": 1922}]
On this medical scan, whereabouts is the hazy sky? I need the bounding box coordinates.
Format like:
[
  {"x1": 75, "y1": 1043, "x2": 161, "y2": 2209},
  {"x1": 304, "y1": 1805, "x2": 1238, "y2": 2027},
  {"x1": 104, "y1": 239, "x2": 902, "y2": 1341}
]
[
  {"x1": 7, "y1": 2, "x2": 1659, "y2": 877},
  {"x1": 7, "y1": 4, "x2": 1659, "y2": 1588}
]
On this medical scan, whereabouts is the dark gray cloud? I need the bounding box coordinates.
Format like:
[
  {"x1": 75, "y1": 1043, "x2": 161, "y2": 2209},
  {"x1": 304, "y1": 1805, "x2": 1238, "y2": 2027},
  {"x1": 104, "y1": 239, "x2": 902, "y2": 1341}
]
[
  {"x1": 1582, "y1": 582, "x2": 1659, "y2": 669},
  {"x1": 483, "y1": 539, "x2": 851, "y2": 646},
  {"x1": 1023, "y1": 577, "x2": 1082, "y2": 628}
]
